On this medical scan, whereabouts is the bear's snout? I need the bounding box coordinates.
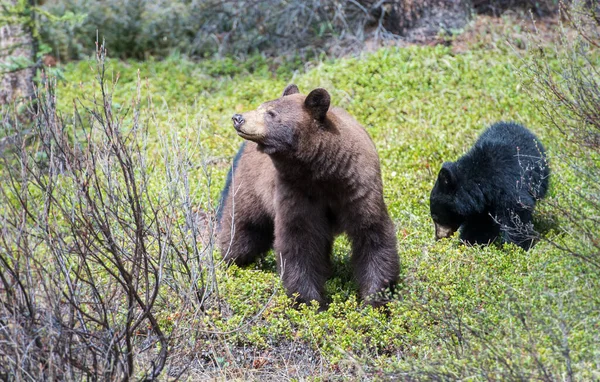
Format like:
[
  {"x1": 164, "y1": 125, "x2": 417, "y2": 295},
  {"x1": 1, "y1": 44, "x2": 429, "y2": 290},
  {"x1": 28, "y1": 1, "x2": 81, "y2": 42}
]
[
  {"x1": 232, "y1": 114, "x2": 245, "y2": 130},
  {"x1": 434, "y1": 222, "x2": 456, "y2": 240}
]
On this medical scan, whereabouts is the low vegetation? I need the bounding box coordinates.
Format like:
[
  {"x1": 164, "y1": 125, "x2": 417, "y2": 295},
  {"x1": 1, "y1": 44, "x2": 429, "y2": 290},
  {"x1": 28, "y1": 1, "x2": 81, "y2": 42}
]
[{"x1": 1, "y1": 6, "x2": 598, "y2": 381}]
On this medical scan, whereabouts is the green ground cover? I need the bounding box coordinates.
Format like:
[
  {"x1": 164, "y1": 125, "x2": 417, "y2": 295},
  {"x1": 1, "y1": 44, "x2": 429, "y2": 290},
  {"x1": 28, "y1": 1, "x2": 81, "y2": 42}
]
[{"x1": 51, "y1": 45, "x2": 599, "y2": 379}]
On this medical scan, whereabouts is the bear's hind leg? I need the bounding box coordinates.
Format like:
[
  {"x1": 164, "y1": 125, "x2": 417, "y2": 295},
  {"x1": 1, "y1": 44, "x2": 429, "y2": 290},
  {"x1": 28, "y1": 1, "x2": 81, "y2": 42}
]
[{"x1": 219, "y1": 212, "x2": 274, "y2": 266}]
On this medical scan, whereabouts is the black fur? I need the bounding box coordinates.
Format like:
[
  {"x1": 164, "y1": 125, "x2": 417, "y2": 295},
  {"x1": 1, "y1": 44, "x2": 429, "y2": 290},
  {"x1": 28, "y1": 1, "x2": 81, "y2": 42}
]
[{"x1": 430, "y1": 121, "x2": 550, "y2": 250}]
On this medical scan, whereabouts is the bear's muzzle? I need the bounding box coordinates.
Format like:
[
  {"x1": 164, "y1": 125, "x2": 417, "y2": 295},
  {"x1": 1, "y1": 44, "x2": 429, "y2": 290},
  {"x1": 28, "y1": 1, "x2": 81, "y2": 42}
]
[
  {"x1": 232, "y1": 114, "x2": 245, "y2": 130},
  {"x1": 434, "y1": 223, "x2": 457, "y2": 240}
]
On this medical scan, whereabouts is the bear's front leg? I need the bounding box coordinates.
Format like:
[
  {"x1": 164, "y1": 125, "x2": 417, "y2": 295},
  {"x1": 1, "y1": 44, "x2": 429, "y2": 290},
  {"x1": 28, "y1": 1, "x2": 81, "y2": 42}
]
[
  {"x1": 460, "y1": 212, "x2": 500, "y2": 246},
  {"x1": 349, "y1": 216, "x2": 399, "y2": 307},
  {"x1": 274, "y1": 189, "x2": 333, "y2": 307}
]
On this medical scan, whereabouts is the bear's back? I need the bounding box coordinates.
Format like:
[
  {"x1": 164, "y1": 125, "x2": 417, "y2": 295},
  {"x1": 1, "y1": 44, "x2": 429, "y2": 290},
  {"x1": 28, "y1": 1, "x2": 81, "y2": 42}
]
[
  {"x1": 465, "y1": 121, "x2": 549, "y2": 200},
  {"x1": 476, "y1": 122, "x2": 544, "y2": 156}
]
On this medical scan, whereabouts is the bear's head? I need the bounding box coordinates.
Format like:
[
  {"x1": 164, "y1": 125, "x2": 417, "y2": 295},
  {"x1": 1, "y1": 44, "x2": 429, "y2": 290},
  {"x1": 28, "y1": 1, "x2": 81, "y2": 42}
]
[
  {"x1": 430, "y1": 162, "x2": 465, "y2": 240},
  {"x1": 231, "y1": 84, "x2": 331, "y2": 155}
]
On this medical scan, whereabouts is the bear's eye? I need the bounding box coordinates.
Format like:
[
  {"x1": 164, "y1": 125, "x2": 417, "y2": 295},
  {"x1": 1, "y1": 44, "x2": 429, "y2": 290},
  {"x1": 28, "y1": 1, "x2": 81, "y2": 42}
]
[{"x1": 267, "y1": 110, "x2": 277, "y2": 118}]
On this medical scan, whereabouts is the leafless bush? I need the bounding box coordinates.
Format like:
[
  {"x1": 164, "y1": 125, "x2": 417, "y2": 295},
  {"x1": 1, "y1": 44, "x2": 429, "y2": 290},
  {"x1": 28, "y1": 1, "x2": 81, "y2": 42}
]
[
  {"x1": 523, "y1": 0, "x2": 600, "y2": 268},
  {"x1": 0, "y1": 42, "x2": 225, "y2": 380}
]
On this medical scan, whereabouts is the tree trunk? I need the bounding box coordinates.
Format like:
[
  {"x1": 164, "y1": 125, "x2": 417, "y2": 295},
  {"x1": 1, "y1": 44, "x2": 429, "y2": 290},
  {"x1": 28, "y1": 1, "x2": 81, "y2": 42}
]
[{"x1": 0, "y1": 0, "x2": 36, "y2": 106}]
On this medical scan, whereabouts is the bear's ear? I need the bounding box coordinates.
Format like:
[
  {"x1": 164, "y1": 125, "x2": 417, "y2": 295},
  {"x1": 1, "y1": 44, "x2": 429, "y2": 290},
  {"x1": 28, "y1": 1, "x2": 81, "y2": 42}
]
[
  {"x1": 438, "y1": 163, "x2": 456, "y2": 190},
  {"x1": 305, "y1": 88, "x2": 330, "y2": 121},
  {"x1": 282, "y1": 84, "x2": 299, "y2": 97}
]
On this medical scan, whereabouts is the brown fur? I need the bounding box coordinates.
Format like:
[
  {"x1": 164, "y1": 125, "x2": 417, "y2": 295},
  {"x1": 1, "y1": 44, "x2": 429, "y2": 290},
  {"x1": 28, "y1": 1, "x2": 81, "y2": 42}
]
[{"x1": 218, "y1": 85, "x2": 399, "y2": 307}]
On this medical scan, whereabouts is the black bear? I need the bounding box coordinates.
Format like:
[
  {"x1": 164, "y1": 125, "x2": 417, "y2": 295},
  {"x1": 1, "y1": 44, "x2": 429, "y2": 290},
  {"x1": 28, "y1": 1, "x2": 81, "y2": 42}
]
[
  {"x1": 430, "y1": 121, "x2": 549, "y2": 249},
  {"x1": 217, "y1": 85, "x2": 399, "y2": 307}
]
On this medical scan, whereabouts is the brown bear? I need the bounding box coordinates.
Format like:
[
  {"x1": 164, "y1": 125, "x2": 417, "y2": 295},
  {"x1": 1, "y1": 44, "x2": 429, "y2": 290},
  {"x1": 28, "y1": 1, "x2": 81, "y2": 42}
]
[{"x1": 217, "y1": 84, "x2": 399, "y2": 307}]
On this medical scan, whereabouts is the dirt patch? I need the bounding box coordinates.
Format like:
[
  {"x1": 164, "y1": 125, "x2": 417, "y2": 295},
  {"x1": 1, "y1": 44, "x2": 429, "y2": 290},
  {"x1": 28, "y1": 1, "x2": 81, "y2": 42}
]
[
  {"x1": 361, "y1": 12, "x2": 563, "y2": 55},
  {"x1": 402, "y1": 0, "x2": 472, "y2": 43},
  {"x1": 165, "y1": 339, "x2": 346, "y2": 381}
]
